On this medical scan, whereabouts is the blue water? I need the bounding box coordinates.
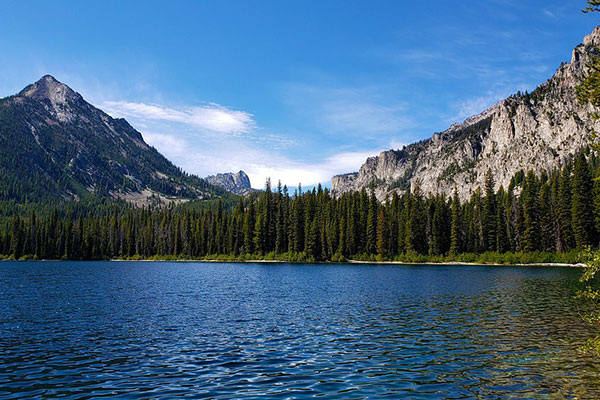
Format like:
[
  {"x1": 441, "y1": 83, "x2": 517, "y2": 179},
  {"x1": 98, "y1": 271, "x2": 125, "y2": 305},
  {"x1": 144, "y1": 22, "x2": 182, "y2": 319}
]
[{"x1": 0, "y1": 262, "x2": 598, "y2": 399}]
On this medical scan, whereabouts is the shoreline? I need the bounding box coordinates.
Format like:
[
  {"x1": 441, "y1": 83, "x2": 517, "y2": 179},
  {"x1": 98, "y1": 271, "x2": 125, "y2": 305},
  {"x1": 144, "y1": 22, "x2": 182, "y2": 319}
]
[
  {"x1": 1, "y1": 258, "x2": 586, "y2": 268},
  {"x1": 346, "y1": 260, "x2": 586, "y2": 268},
  {"x1": 5, "y1": 258, "x2": 579, "y2": 267}
]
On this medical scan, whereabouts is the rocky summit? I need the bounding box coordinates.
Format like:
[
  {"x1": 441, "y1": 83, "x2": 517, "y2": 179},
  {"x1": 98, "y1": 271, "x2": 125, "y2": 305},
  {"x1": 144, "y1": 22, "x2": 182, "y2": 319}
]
[
  {"x1": 206, "y1": 170, "x2": 253, "y2": 195},
  {"x1": 332, "y1": 27, "x2": 600, "y2": 201},
  {"x1": 0, "y1": 75, "x2": 226, "y2": 205}
]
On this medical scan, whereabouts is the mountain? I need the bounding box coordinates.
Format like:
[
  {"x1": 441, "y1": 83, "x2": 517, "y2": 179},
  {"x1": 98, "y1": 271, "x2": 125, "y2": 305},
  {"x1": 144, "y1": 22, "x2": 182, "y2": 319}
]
[
  {"x1": 0, "y1": 75, "x2": 228, "y2": 205},
  {"x1": 332, "y1": 27, "x2": 600, "y2": 201},
  {"x1": 205, "y1": 170, "x2": 254, "y2": 195}
]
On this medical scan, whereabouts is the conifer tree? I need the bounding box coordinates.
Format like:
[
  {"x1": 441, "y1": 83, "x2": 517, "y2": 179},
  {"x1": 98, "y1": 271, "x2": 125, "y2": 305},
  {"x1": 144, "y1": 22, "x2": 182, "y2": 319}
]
[
  {"x1": 482, "y1": 169, "x2": 497, "y2": 252},
  {"x1": 496, "y1": 186, "x2": 509, "y2": 253},
  {"x1": 557, "y1": 165, "x2": 575, "y2": 251},
  {"x1": 449, "y1": 188, "x2": 461, "y2": 256},
  {"x1": 522, "y1": 171, "x2": 541, "y2": 252},
  {"x1": 243, "y1": 202, "x2": 255, "y2": 254},
  {"x1": 572, "y1": 152, "x2": 595, "y2": 248},
  {"x1": 539, "y1": 180, "x2": 554, "y2": 251},
  {"x1": 366, "y1": 191, "x2": 378, "y2": 255},
  {"x1": 306, "y1": 217, "x2": 319, "y2": 261},
  {"x1": 376, "y1": 208, "x2": 388, "y2": 260}
]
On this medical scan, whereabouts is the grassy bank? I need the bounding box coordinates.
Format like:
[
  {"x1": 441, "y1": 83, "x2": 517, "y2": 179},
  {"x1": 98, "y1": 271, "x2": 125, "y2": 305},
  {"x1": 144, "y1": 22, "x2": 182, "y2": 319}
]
[{"x1": 0, "y1": 250, "x2": 583, "y2": 266}]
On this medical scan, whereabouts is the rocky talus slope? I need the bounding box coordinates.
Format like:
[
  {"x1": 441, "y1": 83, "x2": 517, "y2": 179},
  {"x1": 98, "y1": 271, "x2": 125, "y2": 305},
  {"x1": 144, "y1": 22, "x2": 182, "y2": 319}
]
[{"x1": 332, "y1": 27, "x2": 600, "y2": 201}]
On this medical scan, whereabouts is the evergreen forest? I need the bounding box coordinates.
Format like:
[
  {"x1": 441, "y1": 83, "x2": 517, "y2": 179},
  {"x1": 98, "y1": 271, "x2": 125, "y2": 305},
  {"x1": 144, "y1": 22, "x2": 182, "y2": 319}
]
[{"x1": 1, "y1": 150, "x2": 599, "y2": 264}]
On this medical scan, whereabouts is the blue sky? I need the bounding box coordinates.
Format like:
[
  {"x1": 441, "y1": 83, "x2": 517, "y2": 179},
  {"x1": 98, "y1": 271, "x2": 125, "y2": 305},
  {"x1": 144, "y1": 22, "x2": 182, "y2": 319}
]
[{"x1": 0, "y1": 1, "x2": 597, "y2": 188}]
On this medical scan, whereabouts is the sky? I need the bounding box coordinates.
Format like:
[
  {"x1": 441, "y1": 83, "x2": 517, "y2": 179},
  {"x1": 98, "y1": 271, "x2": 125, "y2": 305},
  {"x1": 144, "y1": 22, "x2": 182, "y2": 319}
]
[{"x1": 0, "y1": 1, "x2": 598, "y2": 189}]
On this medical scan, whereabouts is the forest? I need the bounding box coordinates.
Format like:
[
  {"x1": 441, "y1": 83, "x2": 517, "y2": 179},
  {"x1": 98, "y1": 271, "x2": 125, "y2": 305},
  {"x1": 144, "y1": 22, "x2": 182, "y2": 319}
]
[{"x1": 0, "y1": 150, "x2": 598, "y2": 264}]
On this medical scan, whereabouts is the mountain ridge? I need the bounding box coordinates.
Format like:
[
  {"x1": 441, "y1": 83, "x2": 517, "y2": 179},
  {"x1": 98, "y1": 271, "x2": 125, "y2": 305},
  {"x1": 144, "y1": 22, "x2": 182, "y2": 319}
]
[
  {"x1": 332, "y1": 26, "x2": 600, "y2": 201},
  {"x1": 0, "y1": 75, "x2": 228, "y2": 205}
]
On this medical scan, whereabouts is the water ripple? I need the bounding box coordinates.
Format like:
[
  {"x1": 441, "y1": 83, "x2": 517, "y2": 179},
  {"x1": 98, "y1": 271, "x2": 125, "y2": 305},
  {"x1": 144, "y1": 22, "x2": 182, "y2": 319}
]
[{"x1": 0, "y1": 262, "x2": 598, "y2": 399}]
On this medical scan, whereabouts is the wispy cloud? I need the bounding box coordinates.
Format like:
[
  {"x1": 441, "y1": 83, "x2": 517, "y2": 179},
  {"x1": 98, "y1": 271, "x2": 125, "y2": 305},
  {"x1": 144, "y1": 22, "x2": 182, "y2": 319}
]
[
  {"x1": 141, "y1": 131, "x2": 187, "y2": 155},
  {"x1": 542, "y1": 9, "x2": 557, "y2": 19},
  {"x1": 102, "y1": 101, "x2": 255, "y2": 135},
  {"x1": 450, "y1": 94, "x2": 504, "y2": 123},
  {"x1": 283, "y1": 84, "x2": 415, "y2": 137},
  {"x1": 448, "y1": 85, "x2": 533, "y2": 124}
]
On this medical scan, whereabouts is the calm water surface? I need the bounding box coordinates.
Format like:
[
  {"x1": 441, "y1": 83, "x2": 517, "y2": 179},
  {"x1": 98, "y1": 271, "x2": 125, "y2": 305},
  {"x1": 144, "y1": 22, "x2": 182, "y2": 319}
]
[{"x1": 0, "y1": 262, "x2": 598, "y2": 399}]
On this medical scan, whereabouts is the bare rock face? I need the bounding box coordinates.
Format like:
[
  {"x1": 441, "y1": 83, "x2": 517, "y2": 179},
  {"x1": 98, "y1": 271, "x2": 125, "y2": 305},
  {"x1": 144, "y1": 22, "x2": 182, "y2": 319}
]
[
  {"x1": 206, "y1": 170, "x2": 253, "y2": 195},
  {"x1": 332, "y1": 26, "x2": 600, "y2": 201}
]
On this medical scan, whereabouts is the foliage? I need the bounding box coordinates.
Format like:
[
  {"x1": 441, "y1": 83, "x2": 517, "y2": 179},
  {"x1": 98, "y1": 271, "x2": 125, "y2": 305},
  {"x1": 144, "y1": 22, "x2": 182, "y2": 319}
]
[
  {"x1": 577, "y1": 247, "x2": 600, "y2": 355},
  {"x1": 584, "y1": 0, "x2": 600, "y2": 14},
  {"x1": 575, "y1": 0, "x2": 600, "y2": 355},
  {"x1": 0, "y1": 155, "x2": 597, "y2": 263}
]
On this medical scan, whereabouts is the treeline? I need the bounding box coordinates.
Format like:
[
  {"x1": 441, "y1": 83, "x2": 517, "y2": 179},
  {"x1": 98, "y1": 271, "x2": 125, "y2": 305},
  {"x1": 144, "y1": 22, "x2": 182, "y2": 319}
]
[{"x1": 0, "y1": 152, "x2": 599, "y2": 262}]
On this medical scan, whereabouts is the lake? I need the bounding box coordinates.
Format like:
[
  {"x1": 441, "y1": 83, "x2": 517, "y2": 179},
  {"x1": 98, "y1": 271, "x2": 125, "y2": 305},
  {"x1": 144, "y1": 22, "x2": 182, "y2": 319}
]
[{"x1": 0, "y1": 261, "x2": 598, "y2": 399}]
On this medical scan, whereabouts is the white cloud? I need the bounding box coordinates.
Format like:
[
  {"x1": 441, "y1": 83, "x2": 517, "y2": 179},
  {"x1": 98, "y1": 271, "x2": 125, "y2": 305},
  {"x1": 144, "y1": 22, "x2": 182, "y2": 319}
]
[
  {"x1": 100, "y1": 94, "x2": 395, "y2": 190},
  {"x1": 245, "y1": 149, "x2": 381, "y2": 189},
  {"x1": 102, "y1": 101, "x2": 255, "y2": 135},
  {"x1": 141, "y1": 131, "x2": 187, "y2": 155},
  {"x1": 283, "y1": 84, "x2": 415, "y2": 136},
  {"x1": 137, "y1": 129, "x2": 379, "y2": 188}
]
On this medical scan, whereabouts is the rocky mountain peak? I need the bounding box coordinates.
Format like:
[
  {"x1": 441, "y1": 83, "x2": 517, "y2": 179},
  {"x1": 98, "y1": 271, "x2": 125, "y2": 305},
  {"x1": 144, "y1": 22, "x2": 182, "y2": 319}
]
[
  {"x1": 583, "y1": 25, "x2": 600, "y2": 48},
  {"x1": 1, "y1": 75, "x2": 227, "y2": 205},
  {"x1": 19, "y1": 75, "x2": 82, "y2": 105},
  {"x1": 332, "y1": 26, "x2": 600, "y2": 202},
  {"x1": 206, "y1": 170, "x2": 253, "y2": 195}
]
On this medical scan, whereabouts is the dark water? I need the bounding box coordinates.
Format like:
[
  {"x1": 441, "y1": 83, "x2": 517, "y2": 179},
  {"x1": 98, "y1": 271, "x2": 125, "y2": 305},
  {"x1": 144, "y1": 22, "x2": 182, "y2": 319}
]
[{"x1": 0, "y1": 262, "x2": 598, "y2": 399}]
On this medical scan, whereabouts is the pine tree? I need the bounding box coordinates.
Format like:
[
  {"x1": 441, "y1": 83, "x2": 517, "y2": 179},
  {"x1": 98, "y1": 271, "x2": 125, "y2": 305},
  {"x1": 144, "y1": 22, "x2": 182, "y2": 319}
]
[
  {"x1": 558, "y1": 165, "x2": 575, "y2": 251},
  {"x1": 405, "y1": 184, "x2": 427, "y2": 254},
  {"x1": 496, "y1": 186, "x2": 509, "y2": 253},
  {"x1": 522, "y1": 171, "x2": 541, "y2": 252},
  {"x1": 9, "y1": 217, "x2": 23, "y2": 259},
  {"x1": 449, "y1": 188, "x2": 461, "y2": 256},
  {"x1": 430, "y1": 196, "x2": 446, "y2": 256},
  {"x1": 275, "y1": 181, "x2": 285, "y2": 253},
  {"x1": 539, "y1": 180, "x2": 555, "y2": 252},
  {"x1": 306, "y1": 217, "x2": 319, "y2": 261},
  {"x1": 482, "y1": 169, "x2": 497, "y2": 252},
  {"x1": 365, "y1": 191, "x2": 378, "y2": 255},
  {"x1": 376, "y1": 208, "x2": 388, "y2": 260},
  {"x1": 572, "y1": 153, "x2": 595, "y2": 248},
  {"x1": 243, "y1": 202, "x2": 255, "y2": 254}
]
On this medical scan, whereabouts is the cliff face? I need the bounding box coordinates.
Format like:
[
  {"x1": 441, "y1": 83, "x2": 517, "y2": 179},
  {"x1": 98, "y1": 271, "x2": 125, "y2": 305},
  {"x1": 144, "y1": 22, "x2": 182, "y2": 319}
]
[
  {"x1": 332, "y1": 27, "x2": 600, "y2": 201},
  {"x1": 206, "y1": 170, "x2": 253, "y2": 195}
]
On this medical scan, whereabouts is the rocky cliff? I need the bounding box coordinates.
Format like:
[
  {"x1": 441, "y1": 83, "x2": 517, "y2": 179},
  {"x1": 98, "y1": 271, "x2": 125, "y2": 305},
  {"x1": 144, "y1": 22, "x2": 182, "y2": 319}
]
[
  {"x1": 205, "y1": 170, "x2": 253, "y2": 195},
  {"x1": 332, "y1": 27, "x2": 600, "y2": 201}
]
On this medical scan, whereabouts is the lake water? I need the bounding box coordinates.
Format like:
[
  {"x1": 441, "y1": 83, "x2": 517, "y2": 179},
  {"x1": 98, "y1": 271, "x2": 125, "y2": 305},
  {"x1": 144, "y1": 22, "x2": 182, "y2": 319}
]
[{"x1": 0, "y1": 262, "x2": 598, "y2": 399}]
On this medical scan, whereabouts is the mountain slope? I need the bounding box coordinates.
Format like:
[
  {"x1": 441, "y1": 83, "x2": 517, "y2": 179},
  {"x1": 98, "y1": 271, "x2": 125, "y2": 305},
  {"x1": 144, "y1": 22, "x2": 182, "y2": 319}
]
[
  {"x1": 0, "y1": 75, "x2": 227, "y2": 204},
  {"x1": 332, "y1": 27, "x2": 600, "y2": 201}
]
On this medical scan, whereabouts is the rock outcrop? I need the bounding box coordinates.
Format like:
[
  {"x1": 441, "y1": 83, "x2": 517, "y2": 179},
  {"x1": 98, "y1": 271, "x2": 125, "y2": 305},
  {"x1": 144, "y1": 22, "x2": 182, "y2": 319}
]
[
  {"x1": 206, "y1": 170, "x2": 253, "y2": 195},
  {"x1": 332, "y1": 27, "x2": 600, "y2": 201}
]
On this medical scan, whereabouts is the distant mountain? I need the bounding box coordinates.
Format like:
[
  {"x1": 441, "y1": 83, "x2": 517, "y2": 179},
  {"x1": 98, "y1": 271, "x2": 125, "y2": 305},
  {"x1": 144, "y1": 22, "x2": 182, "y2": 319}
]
[
  {"x1": 332, "y1": 27, "x2": 600, "y2": 201},
  {"x1": 0, "y1": 75, "x2": 228, "y2": 205},
  {"x1": 206, "y1": 170, "x2": 254, "y2": 195}
]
